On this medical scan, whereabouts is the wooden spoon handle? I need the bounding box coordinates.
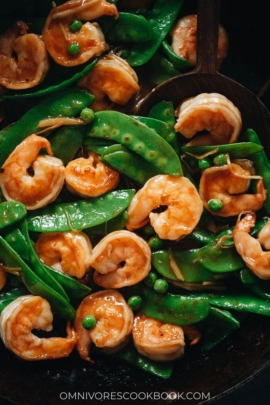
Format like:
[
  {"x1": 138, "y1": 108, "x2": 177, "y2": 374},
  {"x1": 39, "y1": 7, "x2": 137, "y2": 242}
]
[{"x1": 195, "y1": 0, "x2": 221, "y2": 74}]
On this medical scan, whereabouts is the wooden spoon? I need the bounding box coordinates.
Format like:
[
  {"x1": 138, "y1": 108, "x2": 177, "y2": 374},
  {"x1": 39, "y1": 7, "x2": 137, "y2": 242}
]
[{"x1": 135, "y1": 0, "x2": 270, "y2": 143}]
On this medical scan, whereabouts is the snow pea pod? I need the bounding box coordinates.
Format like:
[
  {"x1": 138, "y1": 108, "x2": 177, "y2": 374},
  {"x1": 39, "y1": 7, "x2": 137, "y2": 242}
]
[
  {"x1": 201, "y1": 306, "x2": 240, "y2": 330},
  {"x1": 238, "y1": 268, "x2": 270, "y2": 301},
  {"x1": 197, "y1": 244, "x2": 245, "y2": 273},
  {"x1": 0, "y1": 87, "x2": 94, "y2": 167},
  {"x1": 126, "y1": 0, "x2": 184, "y2": 66},
  {"x1": 106, "y1": 12, "x2": 154, "y2": 43},
  {"x1": 161, "y1": 39, "x2": 191, "y2": 70},
  {"x1": 0, "y1": 287, "x2": 29, "y2": 313},
  {"x1": 0, "y1": 236, "x2": 76, "y2": 320},
  {"x1": 3, "y1": 226, "x2": 29, "y2": 261},
  {"x1": 181, "y1": 142, "x2": 264, "y2": 160},
  {"x1": 27, "y1": 189, "x2": 135, "y2": 232},
  {"x1": 83, "y1": 137, "x2": 115, "y2": 155},
  {"x1": 87, "y1": 110, "x2": 182, "y2": 176},
  {"x1": 83, "y1": 210, "x2": 128, "y2": 235},
  {"x1": 209, "y1": 292, "x2": 270, "y2": 316},
  {"x1": 0, "y1": 201, "x2": 27, "y2": 229}
]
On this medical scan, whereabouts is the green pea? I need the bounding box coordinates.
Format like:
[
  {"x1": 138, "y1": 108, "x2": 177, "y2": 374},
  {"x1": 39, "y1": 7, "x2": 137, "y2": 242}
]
[
  {"x1": 82, "y1": 315, "x2": 96, "y2": 330},
  {"x1": 153, "y1": 279, "x2": 169, "y2": 293},
  {"x1": 148, "y1": 236, "x2": 164, "y2": 251},
  {"x1": 208, "y1": 198, "x2": 223, "y2": 212},
  {"x1": 198, "y1": 158, "x2": 211, "y2": 170},
  {"x1": 67, "y1": 42, "x2": 81, "y2": 56},
  {"x1": 128, "y1": 295, "x2": 143, "y2": 311},
  {"x1": 70, "y1": 20, "x2": 83, "y2": 33},
  {"x1": 213, "y1": 154, "x2": 227, "y2": 166},
  {"x1": 142, "y1": 223, "x2": 156, "y2": 237},
  {"x1": 80, "y1": 108, "x2": 95, "y2": 123},
  {"x1": 144, "y1": 271, "x2": 158, "y2": 288}
]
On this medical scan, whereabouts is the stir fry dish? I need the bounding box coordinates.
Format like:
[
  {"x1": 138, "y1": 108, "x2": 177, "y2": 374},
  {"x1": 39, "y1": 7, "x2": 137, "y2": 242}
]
[{"x1": 1, "y1": 0, "x2": 270, "y2": 381}]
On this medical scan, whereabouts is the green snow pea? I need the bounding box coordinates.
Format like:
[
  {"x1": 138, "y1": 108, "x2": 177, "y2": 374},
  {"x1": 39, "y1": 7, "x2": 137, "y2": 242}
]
[
  {"x1": 238, "y1": 268, "x2": 270, "y2": 301},
  {"x1": 162, "y1": 39, "x2": 192, "y2": 70},
  {"x1": 83, "y1": 137, "x2": 115, "y2": 155},
  {"x1": 201, "y1": 306, "x2": 240, "y2": 330},
  {"x1": 197, "y1": 243, "x2": 245, "y2": 273},
  {"x1": 186, "y1": 230, "x2": 216, "y2": 245},
  {"x1": 3, "y1": 226, "x2": 29, "y2": 261},
  {"x1": 181, "y1": 142, "x2": 264, "y2": 160},
  {"x1": 126, "y1": 0, "x2": 184, "y2": 66},
  {"x1": 106, "y1": 12, "x2": 154, "y2": 43},
  {"x1": 0, "y1": 236, "x2": 76, "y2": 320},
  {"x1": 87, "y1": 110, "x2": 182, "y2": 176},
  {"x1": 209, "y1": 292, "x2": 270, "y2": 316},
  {"x1": 143, "y1": 49, "x2": 182, "y2": 86},
  {"x1": 83, "y1": 210, "x2": 128, "y2": 235},
  {"x1": 0, "y1": 287, "x2": 29, "y2": 313},
  {"x1": 139, "y1": 285, "x2": 210, "y2": 325},
  {"x1": 0, "y1": 123, "x2": 14, "y2": 146},
  {"x1": 2, "y1": 58, "x2": 98, "y2": 99},
  {"x1": 0, "y1": 201, "x2": 27, "y2": 229},
  {"x1": 0, "y1": 87, "x2": 94, "y2": 167},
  {"x1": 27, "y1": 189, "x2": 135, "y2": 232},
  {"x1": 240, "y1": 128, "x2": 270, "y2": 214}
]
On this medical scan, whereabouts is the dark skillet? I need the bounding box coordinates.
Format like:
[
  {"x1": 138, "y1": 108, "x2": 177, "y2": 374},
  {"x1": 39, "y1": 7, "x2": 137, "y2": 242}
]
[{"x1": 1, "y1": 1, "x2": 270, "y2": 404}]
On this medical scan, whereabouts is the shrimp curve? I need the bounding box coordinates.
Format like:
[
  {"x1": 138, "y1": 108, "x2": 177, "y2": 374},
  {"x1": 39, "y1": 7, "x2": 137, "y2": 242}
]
[
  {"x1": 74, "y1": 290, "x2": 134, "y2": 362},
  {"x1": 90, "y1": 230, "x2": 151, "y2": 288},
  {"x1": 0, "y1": 21, "x2": 49, "y2": 89},
  {"x1": 0, "y1": 134, "x2": 65, "y2": 210},
  {"x1": 0, "y1": 295, "x2": 77, "y2": 360},
  {"x1": 126, "y1": 174, "x2": 203, "y2": 240}
]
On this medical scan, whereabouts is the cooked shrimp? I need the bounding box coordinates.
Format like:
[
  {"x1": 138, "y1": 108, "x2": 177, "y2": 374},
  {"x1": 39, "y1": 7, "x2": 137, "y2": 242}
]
[
  {"x1": 0, "y1": 267, "x2": 6, "y2": 291},
  {"x1": 42, "y1": 0, "x2": 118, "y2": 67},
  {"x1": 170, "y1": 14, "x2": 229, "y2": 69},
  {"x1": 132, "y1": 314, "x2": 185, "y2": 361},
  {"x1": 174, "y1": 93, "x2": 242, "y2": 146},
  {"x1": 90, "y1": 230, "x2": 151, "y2": 288},
  {"x1": 233, "y1": 212, "x2": 270, "y2": 280},
  {"x1": 0, "y1": 295, "x2": 77, "y2": 360},
  {"x1": 257, "y1": 221, "x2": 270, "y2": 250},
  {"x1": 75, "y1": 289, "x2": 134, "y2": 362},
  {"x1": 199, "y1": 163, "x2": 266, "y2": 217},
  {"x1": 126, "y1": 175, "x2": 203, "y2": 240},
  {"x1": 65, "y1": 151, "x2": 120, "y2": 198},
  {"x1": 182, "y1": 324, "x2": 201, "y2": 346},
  {"x1": 35, "y1": 231, "x2": 92, "y2": 279},
  {"x1": 0, "y1": 134, "x2": 65, "y2": 210},
  {"x1": 0, "y1": 21, "x2": 49, "y2": 89},
  {"x1": 78, "y1": 53, "x2": 140, "y2": 111}
]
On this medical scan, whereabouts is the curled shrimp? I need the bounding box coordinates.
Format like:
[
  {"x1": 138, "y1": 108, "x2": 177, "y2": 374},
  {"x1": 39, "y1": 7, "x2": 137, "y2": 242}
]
[
  {"x1": 78, "y1": 53, "x2": 140, "y2": 111},
  {"x1": 0, "y1": 295, "x2": 77, "y2": 360},
  {"x1": 233, "y1": 212, "x2": 270, "y2": 280},
  {"x1": 65, "y1": 151, "x2": 120, "y2": 198},
  {"x1": 42, "y1": 0, "x2": 118, "y2": 67},
  {"x1": 90, "y1": 230, "x2": 151, "y2": 288},
  {"x1": 126, "y1": 175, "x2": 203, "y2": 240},
  {"x1": 132, "y1": 314, "x2": 185, "y2": 361},
  {"x1": 174, "y1": 93, "x2": 242, "y2": 146},
  {"x1": 74, "y1": 290, "x2": 134, "y2": 362},
  {"x1": 0, "y1": 21, "x2": 49, "y2": 89},
  {"x1": 170, "y1": 14, "x2": 229, "y2": 69},
  {"x1": 0, "y1": 134, "x2": 65, "y2": 210},
  {"x1": 35, "y1": 231, "x2": 92, "y2": 279},
  {"x1": 199, "y1": 163, "x2": 266, "y2": 217}
]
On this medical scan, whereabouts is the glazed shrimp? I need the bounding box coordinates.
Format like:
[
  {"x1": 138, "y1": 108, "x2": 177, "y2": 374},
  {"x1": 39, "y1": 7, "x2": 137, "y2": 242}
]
[
  {"x1": 75, "y1": 290, "x2": 134, "y2": 362},
  {"x1": 170, "y1": 14, "x2": 229, "y2": 69},
  {"x1": 126, "y1": 175, "x2": 203, "y2": 240},
  {"x1": 0, "y1": 134, "x2": 65, "y2": 210},
  {"x1": 0, "y1": 295, "x2": 77, "y2": 360},
  {"x1": 42, "y1": 0, "x2": 118, "y2": 67},
  {"x1": 0, "y1": 21, "x2": 49, "y2": 89},
  {"x1": 90, "y1": 230, "x2": 151, "y2": 288},
  {"x1": 132, "y1": 314, "x2": 185, "y2": 361},
  {"x1": 78, "y1": 53, "x2": 140, "y2": 111},
  {"x1": 35, "y1": 231, "x2": 92, "y2": 279},
  {"x1": 174, "y1": 93, "x2": 242, "y2": 146},
  {"x1": 199, "y1": 163, "x2": 266, "y2": 217},
  {"x1": 65, "y1": 151, "x2": 120, "y2": 198},
  {"x1": 233, "y1": 212, "x2": 270, "y2": 280}
]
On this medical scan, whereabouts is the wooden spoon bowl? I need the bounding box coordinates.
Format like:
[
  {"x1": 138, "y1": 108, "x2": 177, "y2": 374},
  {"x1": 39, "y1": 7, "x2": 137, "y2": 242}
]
[{"x1": 136, "y1": 0, "x2": 270, "y2": 147}]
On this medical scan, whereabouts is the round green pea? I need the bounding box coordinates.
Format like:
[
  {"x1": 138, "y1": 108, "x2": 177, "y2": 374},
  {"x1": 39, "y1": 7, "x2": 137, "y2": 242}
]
[
  {"x1": 142, "y1": 223, "x2": 155, "y2": 236},
  {"x1": 67, "y1": 42, "x2": 81, "y2": 56},
  {"x1": 208, "y1": 198, "x2": 223, "y2": 212},
  {"x1": 148, "y1": 236, "x2": 164, "y2": 251},
  {"x1": 144, "y1": 271, "x2": 158, "y2": 288},
  {"x1": 128, "y1": 295, "x2": 143, "y2": 311},
  {"x1": 198, "y1": 158, "x2": 211, "y2": 170},
  {"x1": 213, "y1": 154, "x2": 227, "y2": 166},
  {"x1": 82, "y1": 315, "x2": 96, "y2": 330},
  {"x1": 153, "y1": 279, "x2": 169, "y2": 293},
  {"x1": 80, "y1": 108, "x2": 95, "y2": 123},
  {"x1": 70, "y1": 20, "x2": 83, "y2": 33}
]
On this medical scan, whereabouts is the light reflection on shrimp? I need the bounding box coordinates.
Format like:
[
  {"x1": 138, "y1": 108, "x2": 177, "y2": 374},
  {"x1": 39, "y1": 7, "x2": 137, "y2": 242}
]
[
  {"x1": 0, "y1": 21, "x2": 49, "y2": 90},
  {"x1": 0, "y1": 295, "x2": 77, "y2": 360},
  {"x1": 74, "y1": 289, "x2": 134, "y2": 362},
  {"x1": 126, "y1": 174, "x2": 203, "y2": 240},
  {"x1": 199, "y1": 162, "x2": 266, "y2": 217},
  {"x1": 35, "y1": 231, "x2": 92, "y2": 279},
  {"x1": 0, "y1": 134, "x2": 65, "y2": 210}
]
